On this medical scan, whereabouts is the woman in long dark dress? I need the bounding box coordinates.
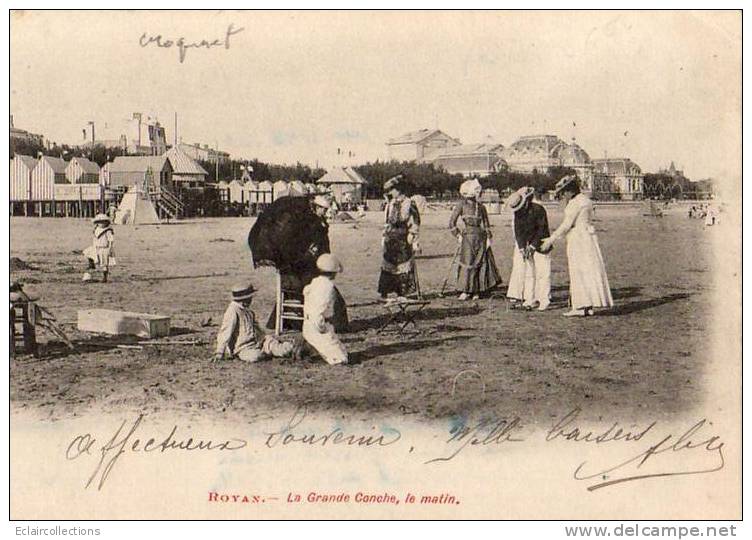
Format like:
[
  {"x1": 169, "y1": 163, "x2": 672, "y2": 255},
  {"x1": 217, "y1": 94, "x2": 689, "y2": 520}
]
[
  {"x1": 449, "y1": 178, "x2": 502, "y2": 300},
  {"x1": 378, "y1": 175, "x2": 421, "y2": 300}
]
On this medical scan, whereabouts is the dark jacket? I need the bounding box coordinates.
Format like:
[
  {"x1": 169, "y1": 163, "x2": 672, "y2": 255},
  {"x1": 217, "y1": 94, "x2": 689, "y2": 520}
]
[{"x1": 513, "y1": 202, "x2": 550, "y2": 252}]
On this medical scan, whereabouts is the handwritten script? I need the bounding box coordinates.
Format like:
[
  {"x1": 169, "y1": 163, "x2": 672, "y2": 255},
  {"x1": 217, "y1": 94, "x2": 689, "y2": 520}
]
[
  {"x1": 64, "y1": 407, "x2": 726, "y2": 492},
  {"x1": 139, "y1": 23, "x2": 245, "y2": 63}
]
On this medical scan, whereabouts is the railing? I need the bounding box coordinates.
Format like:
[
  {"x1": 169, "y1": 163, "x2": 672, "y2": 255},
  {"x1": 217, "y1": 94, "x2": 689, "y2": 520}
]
[{"x1": 148, "y1": 186, "x2": 185, "y2": 219}]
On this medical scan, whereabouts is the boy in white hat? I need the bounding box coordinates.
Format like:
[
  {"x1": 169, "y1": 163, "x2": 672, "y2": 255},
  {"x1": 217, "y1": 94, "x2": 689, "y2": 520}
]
[
  {"x1": 83, "y1": 213, "x2": 115, "y2": 283},
  {"x1": 506, "y1": 187, "x2": 552, "y2": 310},
  {"x1": 213, "y1": 283, "x2": 294, "y2": 363},
  {"x1": 302, "y1": 254, "x2": 348, "y2": 365}
]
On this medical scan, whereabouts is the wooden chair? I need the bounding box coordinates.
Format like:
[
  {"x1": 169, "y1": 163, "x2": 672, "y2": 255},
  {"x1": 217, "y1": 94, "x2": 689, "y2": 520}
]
[
  {"x1": 10, "y1": 296, "x2": 38, "y2": 358},
  {"x1": 274, "y1": 271, "x2": 305, "y2": 335}
]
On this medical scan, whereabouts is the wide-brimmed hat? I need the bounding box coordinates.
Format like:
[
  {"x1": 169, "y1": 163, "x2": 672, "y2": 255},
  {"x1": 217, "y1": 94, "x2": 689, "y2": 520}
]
[
  {"x1": 231, "y1": 283, "x2": 256, "y2": 301},
  {"x1": 383, "y1": 174, "x2": 404, "y2": 192},
  {"x1": 93, "y1": 213, "x2": 111, "y2": 224},
  {"x1": 506, "y1": 186, "x2": 535, "y2": 212},
  {"x1": 316, "y1": 253, "x2": 343, "y2": 273},
  {"x1": 460, "y1": 178, "x2": 483, "y2": 198},
  {"x1": 553, "y1": 175, "x2": 579, "y2": 196},
  {"x1": 312, "y1": 195, "x2": 331, "y2": 209}
]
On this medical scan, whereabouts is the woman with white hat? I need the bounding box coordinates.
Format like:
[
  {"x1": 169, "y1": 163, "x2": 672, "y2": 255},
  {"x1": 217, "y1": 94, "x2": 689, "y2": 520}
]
[
  {"x1": 82, "y1": 213, "x2": 115, "y2": 283},
  {"x1": 506, "y1": 186, "x2": 552, "y2": 310},
  {"x1": 302, "y1": 254, "x2": 348, "y2": 365},
  {"x1": 540, "y1": 175, "x2": 613, "y2": 316},
  {"x1": 449, "y1": 178, "x2": 501, "y2": 300},
  {"x1": 378, "y1": 175, "x2": 421, "y2": 300}
]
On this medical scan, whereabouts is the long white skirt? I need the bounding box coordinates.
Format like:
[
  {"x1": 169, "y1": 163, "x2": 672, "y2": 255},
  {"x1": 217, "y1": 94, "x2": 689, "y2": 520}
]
[{"x1": 566, "y1": 227, "x2": 613, "y2": 309}]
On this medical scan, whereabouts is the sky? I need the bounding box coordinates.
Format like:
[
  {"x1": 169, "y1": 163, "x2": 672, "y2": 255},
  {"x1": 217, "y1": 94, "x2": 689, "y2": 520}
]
[{"x1": 10, "y1": 10, "x2": 741, "y2": 181}]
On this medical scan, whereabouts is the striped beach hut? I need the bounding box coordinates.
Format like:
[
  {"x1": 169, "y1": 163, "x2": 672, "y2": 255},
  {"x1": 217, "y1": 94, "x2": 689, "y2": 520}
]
[
  {"x1": 10, "y1": 154, "x2": 37, "y2": 202},
  {"x1": 31, "y1": 155, "x2": 67, "y2": 201},
  {"x1": 66, "y1": 156, "x2": 100, "y2": 184}
]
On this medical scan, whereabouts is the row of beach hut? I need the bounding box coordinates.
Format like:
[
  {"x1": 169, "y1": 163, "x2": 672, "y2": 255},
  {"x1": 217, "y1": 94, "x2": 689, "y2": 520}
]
[
  {"x1": 215, "y1": 167, "x2": 367, "y2": 205},
  {"x1": 10, "y1": 154, "x2": 110, "y2": 217},
  {"x1": 214, "y1": 179, "x2": 331, "y2": 204}
]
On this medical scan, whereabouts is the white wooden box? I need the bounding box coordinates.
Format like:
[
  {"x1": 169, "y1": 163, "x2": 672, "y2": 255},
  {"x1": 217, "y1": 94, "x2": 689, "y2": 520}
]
[{"x1": 77, "y1": 309, "x2": 171, "y2": 338}]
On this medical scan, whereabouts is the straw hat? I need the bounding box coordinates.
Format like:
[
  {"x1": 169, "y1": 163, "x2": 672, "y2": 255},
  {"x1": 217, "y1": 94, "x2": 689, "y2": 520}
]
[
  {"x1": 460, "y1": 178, "x2": 482, "y2": 199},
  {"x1": 553, "y1": 175, "x2": 579, "y2": 196},
  {"x1": 316, "y1": 253, "x2": 343, "y2": 273},
  {"x1": 231, "y1": 283, "x2": 256, "y2": 301},
  {"x1": 312, "y1": 195, "x2": 331, "y2": 209},
  {"x1": 506, "y1": 186, "x2": 535, "y2": 212},
  {"x1": 383, "y1": 174, "x2": 404, "y2": 192},
  {"x1": 92, "y1": 213, "x2": 111, "y2": 224}
]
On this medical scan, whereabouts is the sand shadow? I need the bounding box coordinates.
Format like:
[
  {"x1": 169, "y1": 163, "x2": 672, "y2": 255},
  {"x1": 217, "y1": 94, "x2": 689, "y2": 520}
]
[
  {"x1": 170, "y1": 326, "x2": 196, "y2": 337},
  {"x1": 129, "y1": 272, "x2": 229, "y2": 282},
  {"x1": 347, "y1": 305, "x2": 483, "y2": 333},
  {"x1": 602, "y1": 293, "x2": 691, "y2": 316},
  {"x1": 349, "y1": 335, "x2": 472, "y2": 364},
  {"x1": 35, "y1": 334, "x2": 142, "y2": 360}
]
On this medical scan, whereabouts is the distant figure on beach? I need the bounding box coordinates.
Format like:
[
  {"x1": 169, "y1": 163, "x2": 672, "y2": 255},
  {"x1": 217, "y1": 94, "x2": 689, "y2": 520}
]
[{"x1": 82, "y1": 213, "x2": 115, "y2": 283}]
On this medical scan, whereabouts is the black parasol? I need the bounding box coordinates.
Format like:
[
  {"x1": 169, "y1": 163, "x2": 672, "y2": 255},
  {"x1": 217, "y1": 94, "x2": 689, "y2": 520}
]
[{"x1": 247, "y1": 196, "x2": 329, "y2": 273}]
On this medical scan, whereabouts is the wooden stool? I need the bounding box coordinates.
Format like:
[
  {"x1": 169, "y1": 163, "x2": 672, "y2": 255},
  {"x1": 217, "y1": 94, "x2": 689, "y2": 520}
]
[
  {"x1": 10, "y1": 298, "x2": 38, "y2": 358},
  {"x1": 274, "y1": 271, "x2": 304, "y2": 335}
]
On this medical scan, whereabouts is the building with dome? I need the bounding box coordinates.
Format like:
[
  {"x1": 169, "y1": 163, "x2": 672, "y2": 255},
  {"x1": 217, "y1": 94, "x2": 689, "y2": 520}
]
[{"x1": 501, "y1": 135, "x2": 595, "y2": 192}]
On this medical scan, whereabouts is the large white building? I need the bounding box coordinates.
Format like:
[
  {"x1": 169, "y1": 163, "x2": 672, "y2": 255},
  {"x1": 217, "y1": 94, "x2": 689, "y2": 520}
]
[
  {"x1": 592, "y1": 158, "x2": 644, "y2": 200},
  {"x1": 386, "y1": 129, "x2": 460, "y2": 162},
  {"x1": 84, "y1": 113, "x2": 167, "y2": 155},
  {"x1": 432, "y1": 143, "x2": 506, "y2": 177},
  {"x1": 10, "y1": 115, "x2": 45, "y2": 146},
  {"x1": 178, "y1": 142, "x2": 231, "y2": 164}
]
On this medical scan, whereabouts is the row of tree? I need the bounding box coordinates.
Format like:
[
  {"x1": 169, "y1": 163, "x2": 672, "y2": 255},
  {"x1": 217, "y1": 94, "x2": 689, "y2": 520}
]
[
  {"x1": 642, "y1": 173, "x2": 712, "y2": 199},
  {"x1": 352, "y1": 161, "x2": 576, "y2": 198},
  {"x1": 10, "y1": 138, "x2": 129, "y2": 166}
]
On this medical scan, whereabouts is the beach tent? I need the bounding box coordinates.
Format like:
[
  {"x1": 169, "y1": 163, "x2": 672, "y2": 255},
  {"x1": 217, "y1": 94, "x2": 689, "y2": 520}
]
[
  {"x1": 115, "y1": 187, "x2": 160, "y2": 225},
  {"x1": 229, "y1": 179, "x2": 245, "y2": 203},
  {"x1": 256, "y1": 181, "x2": 274, "y2": 204},
  {"x1": 272, "y1": 180, "x2": 289, "y2": 199},
  {"x1": 288, "y1": 180, "x2": 307, "y2": 197},
  {"x1": 245, "y1": 181, "x2": 261, "y2": 203}
]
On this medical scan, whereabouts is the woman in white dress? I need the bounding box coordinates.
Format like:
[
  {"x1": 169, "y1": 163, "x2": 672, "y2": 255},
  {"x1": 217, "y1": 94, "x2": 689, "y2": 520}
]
[{"x1": 540, "y1": 175, "x2": 613, "y2": 317}]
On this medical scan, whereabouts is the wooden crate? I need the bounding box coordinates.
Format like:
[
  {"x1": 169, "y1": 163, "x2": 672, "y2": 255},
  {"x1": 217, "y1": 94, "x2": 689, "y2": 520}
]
[{"x1": 77, "y1": 309, "x2": 170, "y2": 339}]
